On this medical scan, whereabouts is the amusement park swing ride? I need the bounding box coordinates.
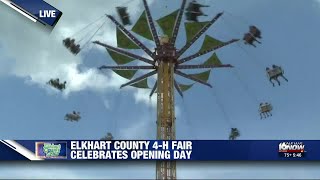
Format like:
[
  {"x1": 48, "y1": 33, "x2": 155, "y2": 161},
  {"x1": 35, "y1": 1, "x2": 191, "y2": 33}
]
[{"x1": 46, "y1": 0, "x2": 289, "y2": 179}]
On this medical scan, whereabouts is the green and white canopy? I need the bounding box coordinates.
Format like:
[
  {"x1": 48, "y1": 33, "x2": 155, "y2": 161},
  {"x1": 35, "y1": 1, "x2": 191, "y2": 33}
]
[{"x1": 105, "y1": 9, "x2": 226, "y2": 91}]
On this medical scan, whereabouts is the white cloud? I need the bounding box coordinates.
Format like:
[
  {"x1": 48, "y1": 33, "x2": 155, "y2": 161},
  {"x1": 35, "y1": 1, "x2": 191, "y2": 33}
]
[
  {"x1": 24, "y1": 63, "x2": 126, "y2": 97},
  {"x1": 0, "y1": 1, "x2": 124, "y2": 94},
  {"x1": 133, "y1": 88, "x2": 157, "y2": 107},
  {"x1": 103, "y1": 99, "x2": 111, "y2": 110},
  {"x1": 0, "y1": 0, "x2": 156, "y2": 102}
]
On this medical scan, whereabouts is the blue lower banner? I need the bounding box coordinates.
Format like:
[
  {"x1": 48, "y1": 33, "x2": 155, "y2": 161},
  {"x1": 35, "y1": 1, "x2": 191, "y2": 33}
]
[{"x1": 0, "y1": 140, "x2": 317, "y2": 161}]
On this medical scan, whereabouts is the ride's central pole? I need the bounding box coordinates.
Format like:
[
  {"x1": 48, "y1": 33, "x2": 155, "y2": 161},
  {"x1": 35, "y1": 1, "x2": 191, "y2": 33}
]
[
  {"x1": 156, "y1": 49, "x2": 176, "y2": 179},
  {"x1": 156, "y1": 61, "x2": 176, "y2": 179}
]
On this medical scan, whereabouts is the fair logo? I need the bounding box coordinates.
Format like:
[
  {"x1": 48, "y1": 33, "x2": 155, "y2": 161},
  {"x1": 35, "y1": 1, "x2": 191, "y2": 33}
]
[{"x1": 35, "y1": 142, "x2": 67, "y2": 159}]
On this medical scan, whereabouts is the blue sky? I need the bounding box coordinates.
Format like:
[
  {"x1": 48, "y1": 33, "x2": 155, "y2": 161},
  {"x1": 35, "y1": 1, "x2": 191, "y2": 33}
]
[{"x1": 1, "y1": 0, "x2": 320, "y2": 179}]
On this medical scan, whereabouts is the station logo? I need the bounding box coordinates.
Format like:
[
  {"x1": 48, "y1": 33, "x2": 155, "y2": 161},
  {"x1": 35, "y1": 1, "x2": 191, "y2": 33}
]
[{"x1": 278, "y1": 142, "x2": 305, "y2": 153}]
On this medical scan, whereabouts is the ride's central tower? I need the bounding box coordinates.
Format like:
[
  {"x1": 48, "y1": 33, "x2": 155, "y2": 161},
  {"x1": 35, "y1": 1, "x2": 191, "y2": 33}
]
[
  {"x1": 93, "y1": 0, "x2": 239, "y2": 179},
  {"x1": 156, "y1": 36, "x2": 177, "y2": 179}
]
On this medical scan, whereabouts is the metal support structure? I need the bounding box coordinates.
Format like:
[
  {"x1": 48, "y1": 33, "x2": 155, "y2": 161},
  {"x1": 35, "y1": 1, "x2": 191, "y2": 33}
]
[
  {"x1": 120, "y1": 70, "x2": 157, "y2": 88},
  {"x1": 156, "y1": 60, "x2": 176, "y2": 180},
  {"x1": 178, "y1": 39, "x2": 239, "y2": 64},
  {"x1": 93, "y1": 1, "x2": 240, "y2": 179},
  {"x1": 93, "y1": 41, "x2": 155, "y2": 65},
  {"x1": 177, "y1": 12, "x2": 224, "y2": 58},
  {"x1": 176, "y1": 64, "x2": 233, "y2": 69},
  {"x1": 150, "y1": 81, "x2": 157, "y2": 97},
  {"x1": 174, "y1": 80, "x2": 184, "y2": 98},
  {"x1": 99, "y1": 65, "x2": 155, "y2": 70},
  {"x1": 170, "y1": 0, "x2": 187, "y2": 46},
  {"x1": 143, "y1": 0, "x2": 161, "y2": 47},
  {"x1": 175, "y1": 70, "x2": 213, "y2": 88},
  {"x1": 106, "y1": 15, "x2": 155, "y2": 58}
]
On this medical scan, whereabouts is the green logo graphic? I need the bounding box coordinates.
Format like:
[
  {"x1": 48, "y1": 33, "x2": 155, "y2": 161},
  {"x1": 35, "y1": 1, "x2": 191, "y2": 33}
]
[{"x1": 43, "y1": 143, "x2": 61, "y2": 157}]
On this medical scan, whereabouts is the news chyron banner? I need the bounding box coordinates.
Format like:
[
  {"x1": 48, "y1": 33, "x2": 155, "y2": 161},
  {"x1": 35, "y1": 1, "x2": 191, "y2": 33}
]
[
  {"x1": 0, "y1": 140, "x2": 319, "y2": 161},
  {"x1": 0, "y1": 0, "x2": 62, "y2": 30}
]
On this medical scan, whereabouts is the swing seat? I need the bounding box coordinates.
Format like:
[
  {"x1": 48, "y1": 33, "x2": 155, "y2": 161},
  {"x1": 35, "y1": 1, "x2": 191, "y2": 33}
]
[
  {"x1": 63, "y1": 38, "x2": 72, "y2": 48},
  {"x1": 186, "y1": 1, "x2": 208, "y2": 13},
  {"x1": 243, "y1": 33, "x2": 256, "y2": 42},
  {"x1": 121, "y1": 17, "x2": 131, "y2": 26},
  {"x1": 47, "y1": 79, "x2": 66, "y2": 90},
  {"x1": 185, "y1": 12, "x2": 199, "y2": 22},
  {"x1": 65, "y1": 111, "x2": 80, "y2": 121},
  {"x1": 63, "y1": 38, "x2": 80, "y2": 55},
  {"x1": 185, "y1": 1, "x2": 208, "y2": 22},
  {"x1": 249, "y1": 26, "x2": 261, "y2": 38},
  {"x1": 259, "y1": 104, "x2": 272, "y2": 113},
  {"x1": 117, "y1": 7, "x2": 131, "y2": 25},
  {"x1": 267, "y1": 67, "x2": 283, "y2": 79},
  {"x1": 70, "y1": 44, "x2": 81, "y2": 54}
]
